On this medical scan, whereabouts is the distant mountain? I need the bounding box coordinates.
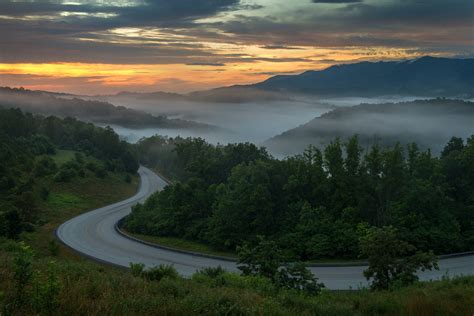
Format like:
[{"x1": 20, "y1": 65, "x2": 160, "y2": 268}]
[
  {"x1": 87, "y1": 86, "x2": 295, "y2": 104},
  {"x1": 264, "y1": 99, "x2": 474, "y2": 156},
  {"x1": 251, "y1": 56, "x2": 474, "y2": 97},
  {"x1": 0, "y1": 87, "x2": 217, "y2": 131}
]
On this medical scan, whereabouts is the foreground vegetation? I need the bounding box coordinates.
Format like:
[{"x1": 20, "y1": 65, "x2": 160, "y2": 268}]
[
  {"x1": 127, "y1": 135, "x2": 474, "y2": 261},
  {"x1": 1, "y1": 239, "x2": 473, "y2": 315},
  {"x1": 0, "y1": 108, "x2": 472, "y2": 314},
  {"x1": 0, "y1": 108, "x2": 139, "y2": 240}
]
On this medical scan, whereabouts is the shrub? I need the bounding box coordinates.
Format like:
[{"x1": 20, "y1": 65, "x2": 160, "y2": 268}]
[
  {"x1": 129, "y1": 262, "x2": 145, "y2": 277},
  {"x1": 237, "y1": 236, "x2": 324, "y2": 295},
  {"x1": 94, "y1": 166, "x2": 107, "y2": 179},
  {"x1": 48, "y1": 240, "x2": 60, "y2": 257},
  {"x1": 142, "y1": 264, "x2": 179, "y2": 282},
  {"x1": 33, "y1": 261, "x2": 61, "y2": 315},
  {"x1": 34, "y1": 157, "x2": 57, "y2": 177},
  {"x1": 197, "y1": 266, "x2": 226, "y2": 279},
  {"x1": 12, "y1": 242, "x2": 34, "y2": 308},
  {"x1": 53, "y1": 168, "x2": 76, "y2": 182}
]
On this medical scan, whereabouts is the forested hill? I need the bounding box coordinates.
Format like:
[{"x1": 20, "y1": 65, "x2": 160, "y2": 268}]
[
  {"x1": 0, "y1": 87, "x2": 217, "y2": 131},
  {"x1": 264, "y1": 99, "x2": 474, "y2": 156},
  {"x1": 125, "y1": 135, "x2": 474, "y2": 261},
  {"x1": 251, "y1": 56, "x2": 474, "y2": 97},
  {"x1": 0, "y1": 107, "x2": 139, "y2": 239}
]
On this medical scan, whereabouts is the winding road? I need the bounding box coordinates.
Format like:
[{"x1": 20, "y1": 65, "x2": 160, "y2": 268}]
[{"x1": 56, "y1": 166, "x2": 474, "y2": 290}]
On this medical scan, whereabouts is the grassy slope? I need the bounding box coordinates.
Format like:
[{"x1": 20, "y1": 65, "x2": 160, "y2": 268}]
[
  {"x1": 123, "y1": 229, "x2": 237, "y2": 258},
  {"x1": 1, "y1": 151, "x2": 473, "y2": 315},
  {"x1": 0, "y1": 249, "x2": 472, "y2": 315},
  {"x1": 15, "y1": 150, "x2": 139, "y2": 259}
]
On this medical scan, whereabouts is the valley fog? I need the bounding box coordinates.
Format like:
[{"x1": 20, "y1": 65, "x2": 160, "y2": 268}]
[
  {"x1": 100, "y1": 95, "x2": 428, "y2": 145},
  {"x1": 102, "y1": 97, "x2": 336, "y2": 144}
]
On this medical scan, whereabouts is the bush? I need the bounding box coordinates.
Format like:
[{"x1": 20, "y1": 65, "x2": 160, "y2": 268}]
[
  {"x1": 12, "y1": 242, "x2": 34, "y2": 309},
  {"x1": 53, "y1": 168, "x2": 76, "y2": 182},
  {"x1": 130, "y1": 263, "x2": 178, "y2": 282},
  {"x1": 94, "y1": 166, "x2": 107, "y2": 179},
  {"x1": 129, "y1": 262, "x2": 145, "y2": 277},
  {"x1": 33, "y1": 261, "x2": 61, "y2": 315},
  {"x1": 48, "y1": 240, "x2": 60, "y2": 257},
  {"x1": 40, "y1": 187, "x2": 50, "y2": 201},
  {"x1": 33, "y1": 157, "x2": 57, "y2": 177},
  {"x1": 197, "y1": 266, "x2": 226, "y2": 279},
  {"x1": 85, "y1": 162, "x2": 97, "y2": 172},
  {"x1": 143, "y1": 264, "x2": 179, "y2": 282},
  {"x1": 237, "y1": 236, "x2": 324, "y2": 295}
]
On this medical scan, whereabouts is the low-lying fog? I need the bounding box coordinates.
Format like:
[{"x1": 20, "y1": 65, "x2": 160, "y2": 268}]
[{"x1": 100, "y1": 95, "x2": 425, "y2": 145}]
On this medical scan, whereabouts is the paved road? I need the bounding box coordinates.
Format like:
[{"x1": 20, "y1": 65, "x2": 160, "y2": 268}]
[{"x1": 57, "y1": 166, "x2": 474, "y2": 290}]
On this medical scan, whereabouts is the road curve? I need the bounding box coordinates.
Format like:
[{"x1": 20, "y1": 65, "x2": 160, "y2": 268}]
[{"x1": 57, "y1": 166, "x2": 474, "y2": 290}]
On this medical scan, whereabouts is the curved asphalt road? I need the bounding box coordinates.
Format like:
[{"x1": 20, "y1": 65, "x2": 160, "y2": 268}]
[{"x1": 57, "y1": 166, "x2": 473, "y2": 290}]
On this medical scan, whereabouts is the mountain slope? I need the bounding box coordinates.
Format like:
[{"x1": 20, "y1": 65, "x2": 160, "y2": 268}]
[
  {"x1": 264, "y1": 99, "x2": 474, "y2": 156},
  {"x1": 0, "y1": 87, "x2": 217, "y2": 131},
  {"x1": 252, "y1": 57, "x2": 474, "y2": 97}
]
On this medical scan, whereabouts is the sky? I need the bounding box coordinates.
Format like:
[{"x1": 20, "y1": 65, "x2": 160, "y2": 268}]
[{"x1": 0, "y1": 0, "x2": 473, "y2": 95}]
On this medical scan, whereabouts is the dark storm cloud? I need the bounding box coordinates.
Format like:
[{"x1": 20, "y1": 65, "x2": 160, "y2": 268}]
[
  {"x1": 117, "y1": 0, "x2": 239, "y2": 27},
  {"x1": 0, "y1": 0, "x2": 239, "y2": 25},
  {"x1": 216, "y1": 0, "x2": 474, "y2": 51},
  {"x1": 0, "y1": 0, "x2": 473, "y2": 65},
  {"x1": 0, "y1": 0, "x2": 242, "y2": 63}
]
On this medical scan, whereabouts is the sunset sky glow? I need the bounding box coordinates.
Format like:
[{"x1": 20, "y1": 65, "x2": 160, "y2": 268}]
[{"x1": 0, "y1": 0, "x2": 473, "y2": 94}]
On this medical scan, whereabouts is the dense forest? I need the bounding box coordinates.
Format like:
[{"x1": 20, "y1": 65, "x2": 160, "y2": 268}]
[
  {"x1": 0, "y1": 107, "x2": 139, "y2": 239},
  {"x1": 126, "y1": 135, "x2": 474, "y2": 260}
]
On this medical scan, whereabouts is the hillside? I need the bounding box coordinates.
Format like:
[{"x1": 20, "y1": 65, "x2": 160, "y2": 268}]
[
  {"x1": 264, "y1": 99, "x2": 474, "y2": 156},
  {"x1": 0, "y1": 87, "x2": 217, "y2": 131},
  {"x1": 251, "y1": 56, "x2": 474, "y2": 97}
]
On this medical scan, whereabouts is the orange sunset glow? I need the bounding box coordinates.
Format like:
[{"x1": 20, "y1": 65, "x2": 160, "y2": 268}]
[{"x1": 1, "y1": 0, "x2": 473, "y2": 94}]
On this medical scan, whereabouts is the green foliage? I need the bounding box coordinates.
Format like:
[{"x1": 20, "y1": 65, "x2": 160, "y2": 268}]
[
  {"x1": 237, "y1": 237, "x2": 324, "y2": 295},
  {"x1": 129, "y1": 262, "x2": 145, "y2": 277},
  {"x1": 197, "y1": 266, "x2": 226, "y2": 279},
  {"x1": 143, "y1": 264, "x2": 179, "y2": 282},
  {"x1": 12, "y1": 242, "x2": 34, "y2": 308},
  {"x1": 130, "y1": 263, "x2": 179, "y2": 282},
  {"x1": 360, "y1": 226, "x2": 439, "y2": 290},
  {"x1": 48, "y1": 240, "x2": 60, "y2": 257},
  {"x1": 275, "y1": 262, "x2": 324, "y2": 295},
  {"x1": 237, "y1": 236, "x2": 286, "y2": 280},
  {"x1": 0, "y1": 108, "x2": 139, "y2": 240},
  {"x1": 33, "y1": 261, "x2": 61, "y2": 315},
  {"x1": 127, "y1": 134, "x2": 474, "y2": 261},
  {"x1": 1, "y1": 239, "x2": 473, "y2": 315}
]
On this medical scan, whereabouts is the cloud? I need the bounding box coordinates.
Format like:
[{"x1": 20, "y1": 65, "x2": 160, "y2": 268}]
[
  {"x1": 0, "y1": 0, "x2": 473, "y2": 93},
  {"x1": 186, "y1": 62, "x2": 226, "y2": 66},
  {"x1": 312, "y1": 0, "x2": 362, "y2": 3},
  {"x1": 260, "y1": 45, "x2": 302, "y2": 50}
]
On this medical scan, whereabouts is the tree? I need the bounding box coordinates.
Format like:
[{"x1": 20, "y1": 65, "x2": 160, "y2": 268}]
[
  {"x1": 360, "y1": 226, "x2": 438, "y2": 290},
  {"x1": 237, "y1": 236, "x2": 324, "y2": 295},
  {"x1": 237, "y1": 236, "x2": 286, "y2": 280}
]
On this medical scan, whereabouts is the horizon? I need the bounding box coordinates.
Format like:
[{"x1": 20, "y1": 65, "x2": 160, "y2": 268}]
[
  {"x1": 1, "y1": 0, "x2": 473, "y2": 95},
  {"x1": 1, "y1": 55, "x2": 471, "y2": 96}
]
